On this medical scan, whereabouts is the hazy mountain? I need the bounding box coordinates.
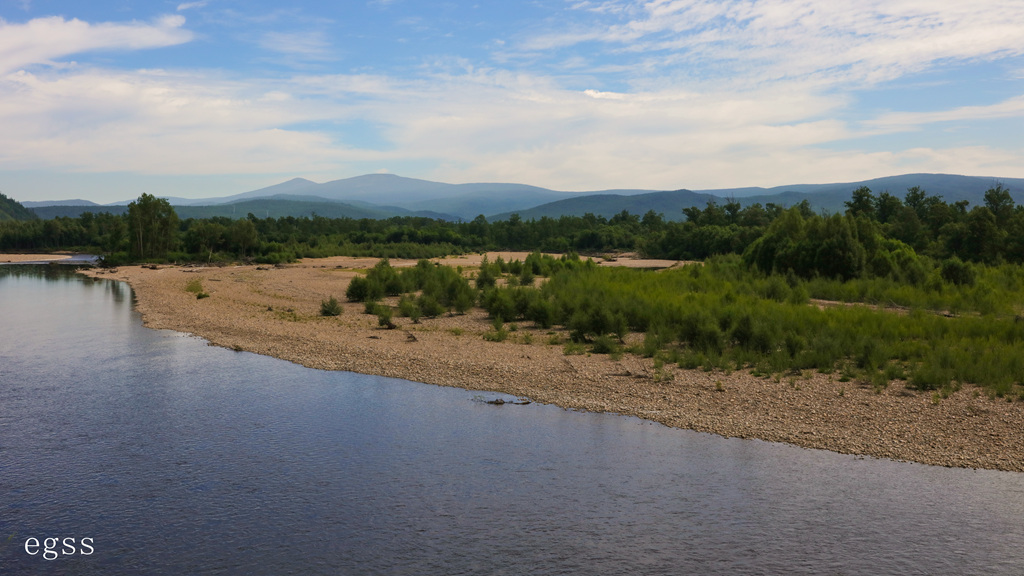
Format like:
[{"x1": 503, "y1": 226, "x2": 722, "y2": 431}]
[
  {"x1": 30, "y1": 205, "x2": 129, "y2": 219},
  {"x1": 695, "y1": 174, "x2": 1024, "y2": 202},
  {"x1": 22, "y1": 199, "x2": 100, "y2": 207},
  {"x1": 402, "y1": 189, "x2": 576, "y2": 219},
  {"x1": 30, "y1": 198, "x2": 453, "y2": 221},
  {"x1": 175, "y1": 198, "x2": 399, "y2": 220},
  {"x1": 235, "y1": 174, "x2": 573, "y2": 218},
  {"x1": 131, "y1": 174, "x2": 572, "y2": 219},
  {"x1": 25, "y1": 172, "x2": 1024, "y2": 223},
  {"x1": 489, "y1": 174, "x2": 1024, "y2": 221},
  {"x1": 199, "y1": 178, "x2": 320, "y2": 204},
  {"x1": 490, "y1": 190, "x2": 720, "y2": 222}
]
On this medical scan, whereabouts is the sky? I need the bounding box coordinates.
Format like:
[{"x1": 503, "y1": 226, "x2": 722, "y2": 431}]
[{"x1": 1, "y1": 0, "x2": 1024, "y2": 203}]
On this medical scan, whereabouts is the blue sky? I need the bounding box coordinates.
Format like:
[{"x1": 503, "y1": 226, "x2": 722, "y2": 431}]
[{"x1": 2, "y1": 0, "x2": 1024, "y2": 203}]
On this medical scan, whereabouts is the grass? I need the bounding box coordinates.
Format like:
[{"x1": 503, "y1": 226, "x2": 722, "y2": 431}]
[
  {"x1": 483, "y1": 329, "x2": 509, "y2": 342},
  {"x1": 185, "y1": 277, "x2": 209, "y2": 299},
  {"x1": 475, "y1": 254, "x2": 1024, "y2": 392},
  {"x1": 303, "y1": 253, "x2": 1024, "y2": 394},
  {"x1": 563, "y1": 342, "x2": 586, "y2": 355}
]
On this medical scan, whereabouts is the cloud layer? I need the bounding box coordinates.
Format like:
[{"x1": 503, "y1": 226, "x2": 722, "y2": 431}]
[
  {"x1": 1, "y1": 2, "x2": 1023, "y2": 199},
  {"x1": 0, "y1": 15, "x2": 192, "y2": 74}
]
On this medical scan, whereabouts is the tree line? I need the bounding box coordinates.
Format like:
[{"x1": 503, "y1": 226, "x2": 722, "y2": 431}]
[{"x1": 1, "y1": 185, "x2": 1021, "y2": 274}]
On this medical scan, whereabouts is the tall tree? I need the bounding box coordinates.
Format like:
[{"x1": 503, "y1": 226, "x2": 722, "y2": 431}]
[
  {"x1": 983, "y1": 183, "x2": 1015, "y2": 227},
  {"x1": 127, "y1": 193, "x2": 179, "y2": 259},
  {"x1": 844, "y1": 186, "x2": 876, "y2": 219}
]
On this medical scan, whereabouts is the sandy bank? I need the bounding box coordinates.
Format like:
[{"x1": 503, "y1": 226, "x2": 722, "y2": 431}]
[
  {"x1": 79, "y1": 255, "x2": 1024, "y2": 472},
  {"x1": 1, "y1": 253, "x2": 72, "y2": 263}
]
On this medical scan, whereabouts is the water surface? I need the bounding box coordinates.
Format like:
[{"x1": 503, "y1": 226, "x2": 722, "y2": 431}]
[{"x1": 2, "y1": 266, "x2": 1023, "y2": 574}]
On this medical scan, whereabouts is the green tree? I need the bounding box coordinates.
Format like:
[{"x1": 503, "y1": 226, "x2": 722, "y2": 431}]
[
  {"x1": 229, "y1": 219, "x2": 259, "y2": 257},
  {"x1": 983, "y1": 184, "x2": 1015, "y2": 227},
  {"x1": 185, "y1": 220, "x2": 227, "y2": 261},
  {"x1": 127, "y1": 193, "x2": 179, "y2": 259},
  {"x1": 963, "y1": 206, "x2": 1004, "y2": 262},
  {"x1": 845, "y1": 186, "x2": 876, "y2": 219}
]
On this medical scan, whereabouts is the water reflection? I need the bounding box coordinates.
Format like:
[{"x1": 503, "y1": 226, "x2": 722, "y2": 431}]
[{"x1": 2, "y1": 266, "x2": 1023, "y2": 575}]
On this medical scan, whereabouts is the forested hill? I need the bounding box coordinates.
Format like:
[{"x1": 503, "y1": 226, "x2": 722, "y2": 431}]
[{"x1": 0, "y1": 193, "x2": 36, "y2": 221}]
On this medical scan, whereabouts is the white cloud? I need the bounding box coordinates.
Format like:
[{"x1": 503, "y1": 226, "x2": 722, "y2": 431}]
[
  {"x1": 1, "y1": 4, "x2": 1024, "y2": 196},
  {"x1": 0, "y1": 68, "x2": 354, "y2": 174},
  {"x1": 260, "y1": 30, "x2": 334, "y2": 60},
  {"x1": 868, "y1": 95, "x2": 1024, "y2": 131},
  {"x1": 2, "y1": 60, "x2": 1022, "y2": 191},
  {"x1": 0, "y1": 15, "x2": 193, "y2": 74},
  {"x1": 177, "y1": 1, "x2": 209, "y2": 11},
  {"x1": 522, "y1": 0, "x2": 1024, "y2": 89}
]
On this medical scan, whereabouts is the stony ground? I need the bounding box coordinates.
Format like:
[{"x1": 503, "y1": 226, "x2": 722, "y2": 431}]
[
  {"x1": 1, "y1": 253, "x2": 72, "y2": 263},
  {"x1": 79, "y1": 255, "x2": 1024, "y2": 473}
]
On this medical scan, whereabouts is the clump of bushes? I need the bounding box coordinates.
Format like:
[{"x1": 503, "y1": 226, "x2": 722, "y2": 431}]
[{"x1": 320, "y1": 296, "x2": 343, "y2": 317}]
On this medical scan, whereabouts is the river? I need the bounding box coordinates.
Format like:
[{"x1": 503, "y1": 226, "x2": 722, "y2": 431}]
[{"x1": 2, "y1": 265, "x2": 1023, "y2": 574}]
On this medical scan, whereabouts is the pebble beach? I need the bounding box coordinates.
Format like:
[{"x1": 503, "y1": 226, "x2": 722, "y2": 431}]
[{"x1": 78, "y1": 254, "x2": 1024, "y2": 473}]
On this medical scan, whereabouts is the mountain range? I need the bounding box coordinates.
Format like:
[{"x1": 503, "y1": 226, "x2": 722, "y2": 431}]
[{"x1": 24, "y1": 172, "x2": 1024, "y2": 222}]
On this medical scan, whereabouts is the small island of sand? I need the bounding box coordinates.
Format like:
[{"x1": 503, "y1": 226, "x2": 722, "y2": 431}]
[
  {"x1": 1, "y1": 253, "x2": 72, "y2": 263},
  {"x1": 79, "y1": 254, "x2": 1024, "y2": 472}
]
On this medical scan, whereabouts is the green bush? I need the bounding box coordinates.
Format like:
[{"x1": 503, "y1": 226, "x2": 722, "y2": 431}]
[
  {"x1": 483, "y1": 329, "x2": 509, "y2": 342},
  {"x1": 346, "y1": 276, "x2": 371, "y2": 302},
  {"x1": 417, "y1": 293, "x2": 446, "y2": 318},
  {"x1": 590, "y1": 334, "x2": 620, "y2": 355},
  {"x1": 941, "y1": 257, "x2": 975, "y2": 286},
  {"x1": 376, "y1": 305, "x2": 394, "y2": 328},
  {"x1": 320, "y1": 296, "x2": 343, "y2": 317},
  {"x1": 398, "y1": 294, "x2": 422, "y2": 322}
]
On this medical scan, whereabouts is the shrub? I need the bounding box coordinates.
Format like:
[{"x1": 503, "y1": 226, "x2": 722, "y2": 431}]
[
  {"x1": 417, "y1": 293, "x2": 446, "y2": 318},
  {"x1": 320, "y1": 296, "x2": 343, "y2": 317},
  {"x1": 376, "y1": 306, "x2": 395, "y2": 328},
  {"x1": 475, "y1": 256, "x2": 497, "y2": 289},
  {"x1": 941, "y1": 257, "x2": 975, "y2": 286},
  {"x1": 591, "y1": 334, "x2": 620, "y2": 355},
  {"x1": 483, "y1": 329, "x2": 509, "y2": 342},
  {"x1": 346, "y1": 276, "x2": 370, "y2": 301},
  {"x1": 563, "y1": 341, "x2": 586, "y2": 355},
  {"x1": 482, "y1": 288, "x2": 515, "y2": 321},
  {"x1": 398, "y1": 295, "x2": 422, "y2": 322}
]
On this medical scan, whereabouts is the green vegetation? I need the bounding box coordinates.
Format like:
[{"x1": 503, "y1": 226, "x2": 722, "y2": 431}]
[
  {"x1": 345, "y1": 258, "x2": 476, "y2": 316},
  {"x1": 0, "y1": 192, "x2": 36, "y2": 222},
  {"x1": 471, "y1": 254, "x2": 1024, "y2": 396},
  {"x1": 6, "y1": 185, "x2": 1024, "y2": 396},
  {"x1": 345, "y1": 248, "x2": 1024, "y2": 397},
  {"x1": 184, "y1": 277, "x2": 209, "y2": 300},
  {"x1": 127, "y1": 193, "x2": 179, "y2": 260},
  {"x1": 5, "y1": 184, "x2": 1023, "y2": 270},
  {"x1": 320, "y1": 296, "x2": 343, "y2": 317}
]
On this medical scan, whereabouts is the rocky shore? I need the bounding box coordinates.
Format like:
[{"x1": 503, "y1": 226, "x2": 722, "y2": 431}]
[{"x1": 79, "y1": 254, "x2": 1024, "y2": 473}]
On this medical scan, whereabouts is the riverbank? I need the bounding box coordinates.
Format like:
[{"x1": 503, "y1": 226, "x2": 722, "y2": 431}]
[
  {"x1": 79, "y1": 255, "x2": 1024, "y2": 472},
  {"x1": 1, "y1": 253, "x2": 71, "y2": 263}
]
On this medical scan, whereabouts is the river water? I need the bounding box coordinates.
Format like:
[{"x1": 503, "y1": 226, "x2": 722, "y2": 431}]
[{"x1": 2, "y1": 265, "x2": 1023, "y2": 575}]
